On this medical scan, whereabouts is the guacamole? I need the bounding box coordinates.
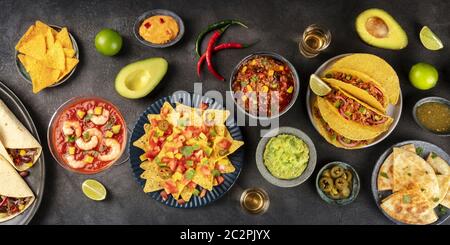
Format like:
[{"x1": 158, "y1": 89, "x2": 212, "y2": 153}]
[{"x1": 263, "y1": 134, "x2": 309, "y2": 179}]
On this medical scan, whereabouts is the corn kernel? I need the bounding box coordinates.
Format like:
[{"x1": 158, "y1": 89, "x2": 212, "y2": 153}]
[
  {"x1": 19, "y1": 150, "x2": 26, "y2": 156},
  {"x1": 287, "y1": 86, "x2": 294, "y2": 93},
  {"x1": 166, "y1": 152, "x2": 174, "y2": 158},
  {"x1": 278, "y1": 65, "x2": 284, "y2": 71},
  {"x1": 105, "y1": 131, "x2": 114, "y2": 138},
  {"x1": 268, "y1": 70, "x2": 274, "y2": 76},
  {"x1": 175, "y1": 153, "x2": 183, "y2": 159},
  {"x1": 250, "y1": 60, "x2": 257, "y2": 66},
  {"x1": 84, "y1": 155, "x2": 94, "y2": 163},
  {"x1": 68, "y1": 147, "x2": 76, "y2": 155},
  {"x1": 261, "y1": 85, "x2": 269, "y2": 93},
  {"x1": 241, "y1": 66, "x2": 248, "y2": 73},
  {"x1": 94, "y1": 106, "x2": 103, "y2": 115}
]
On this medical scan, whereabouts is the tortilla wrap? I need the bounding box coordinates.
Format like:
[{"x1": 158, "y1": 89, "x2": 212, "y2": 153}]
[
  {"x1": 381, "y1": 187, "x2": 438, "y2": 225},
  {"x1": 316, "y1": 88, "x2": 393, "y2": 141},
  {"x1": 0, "y1": 155, "x2": 35, "y2": 223},
  {"x1": 331, "y1": 53, "x2": 400, "y2": 104},
  {"x1": 377, "y1": 144, "x2": 416, "y2": 191},
  {"x1": 323, "y1": 69, "x2": 388, "y2": 112},
  {"x1": 0, "y1": 100, "x2": 42, "y2": 171},
  {"x1": 311, "y1": 99, "x2": 372, "y2": 149},
  {"x1": 392, "y1": 148, "x2": 440, "y2": 204}
]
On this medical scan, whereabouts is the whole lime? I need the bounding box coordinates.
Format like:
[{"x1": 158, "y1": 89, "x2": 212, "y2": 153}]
[
  {"x1": 409, "y1": 63, "x2": 438, "y2": 90},
  {"x1": 95, "y1": 29, "x2": 123, "y2": 56}
]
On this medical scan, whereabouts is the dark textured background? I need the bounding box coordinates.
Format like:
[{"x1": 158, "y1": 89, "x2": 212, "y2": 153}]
[{"x1": 0, "y1": 0, "x2": 448, "y2": 225}]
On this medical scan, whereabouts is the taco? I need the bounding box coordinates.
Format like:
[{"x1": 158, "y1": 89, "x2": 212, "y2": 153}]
[
  {"x1": 322, "y1": 68, "x2": 388, "y2": 112},
  {"x1": 0, "y1": 100, "x2": 42, "y2": 171},
  {"x1": 0, "y1": 155, "x2": 35, "y2": 223},
  {"x1": 330, "y1": 53, "x2": 400, "y2": 104},
  {"x1": 316, "y1": 87, "x2": 393, "y2": 141},
  {"x1": 312, "y1": 98, "x2": 373, "y2": 149}
]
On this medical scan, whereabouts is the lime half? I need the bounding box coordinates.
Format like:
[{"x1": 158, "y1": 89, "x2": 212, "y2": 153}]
[
  {"x1": 310, "y1": 74, "x2": 332, "y2": 96},
  {"x1": 420, "y1": 26, "x2": 443, "y2": 51},
  {"x1": 82, "y1": 179, "x2": 107, "y2": 201}
]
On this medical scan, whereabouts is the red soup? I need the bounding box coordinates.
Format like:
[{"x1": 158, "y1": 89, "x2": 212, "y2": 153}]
[{"x1": 52, "y1": 98, "x2": 126, "y2": 174}]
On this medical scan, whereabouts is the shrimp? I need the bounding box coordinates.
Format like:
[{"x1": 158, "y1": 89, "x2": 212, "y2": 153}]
[
  {"x1": 62, "y1": 121, "x2": 82, "y2": 137},
  {"x1": 75, "y1": 128, "x2": 103, "y2": 150},
  {"x1": 64, "y1": 155, "x2": 86, "y2": 169},
  {"x1": 98, "y1": 138, "x2": 121, "y2": 161},
  {"x1": 88, "y1": 109, "x2": 110, "y2": 125}
]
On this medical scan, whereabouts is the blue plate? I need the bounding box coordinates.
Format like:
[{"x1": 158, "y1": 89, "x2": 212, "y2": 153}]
[{"x1": 129, "y1": 92, "x2": 244, "y2": 208}]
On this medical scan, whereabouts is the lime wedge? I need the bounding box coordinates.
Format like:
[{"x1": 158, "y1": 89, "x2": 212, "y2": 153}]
[
  {"x1": 420, "y1": 26, "x2": 443, "y2": 50},
  {"x1": 82, "y1": 179, "x2": 107, "y2": 201},
  {"x1": 310, "y1": 74, "x2": 332, "y2": 96}
]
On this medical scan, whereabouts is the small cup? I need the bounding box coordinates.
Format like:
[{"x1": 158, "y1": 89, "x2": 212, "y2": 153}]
[
  {"x1": 240, "y1": 188, "x2": 270, "y2": 215},
  {"x1": 299, "y1": 24, "x2": 331, "y2": 58}
]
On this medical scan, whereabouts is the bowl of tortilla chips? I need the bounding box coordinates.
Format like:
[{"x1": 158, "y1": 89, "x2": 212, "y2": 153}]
[
  {"x1": 372, "y1": 141, "x2": 450, "y2": 225},
  {"x1": 15, "y1": 21, "x2": 79, "y2": 94}
]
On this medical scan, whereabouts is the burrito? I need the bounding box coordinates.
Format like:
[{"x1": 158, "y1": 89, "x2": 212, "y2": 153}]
[
  {"x1": 0, "y1": 155, "x2": 35, "y2": 223},
  {"x1": 0, "y1": 100, "x2": 42, "y2": 171}
]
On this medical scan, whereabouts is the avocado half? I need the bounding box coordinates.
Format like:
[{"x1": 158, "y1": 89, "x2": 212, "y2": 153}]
[
  {"x1": 115, "y1": 57, "x2": 168, "y2": 99},
  {"x1": 355, "y1": 8, "x2": 408, "y2": 50}
]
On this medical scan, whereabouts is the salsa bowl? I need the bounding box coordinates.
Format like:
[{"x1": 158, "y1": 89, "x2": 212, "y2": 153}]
[{"x1": 48, "y1": 96, "x2": 127, "y2": 174}]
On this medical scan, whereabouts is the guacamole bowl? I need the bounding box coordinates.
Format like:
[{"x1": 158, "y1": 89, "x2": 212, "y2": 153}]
[
  {"x1": 315, "y1": 161, "x2": 360, "y2": 206},
  {"x1": 255, "y1": 127, "x2": 317, "y2": 187}
]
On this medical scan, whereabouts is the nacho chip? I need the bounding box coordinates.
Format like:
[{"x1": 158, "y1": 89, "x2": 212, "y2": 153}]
[
  {"x1": 58, "y1": 57, "x2": 78, "y2": 79},
  {"x1": 216, "y1": 158, "x2": 236, "y2": 174},
  {"x1": 63, "y1": 48, "x2": 75, "y2": 57},
  {"x1": 35, "y1": 21, "x2": 53, "y2": 36},
  {"x1": 17, "y1": 34, "x2": 46, "y2": 60},
  {"x1": 45, "y1": 41, "x2": 65, "y2": 70},
  {"x1": 56, "y1": 27, "x2": 73, "y2": 49},
  {"x1": 192, "y1": 165, "x2": 214, "y2": 191},
  {"x1": 211, "y1": 136, "x2": 244, "y2": 162},
  {"x1": 29, "y1": 63, "x2": 60, "y2": 93},
  {"x1": 45, "y1": 28, "x2": 55, "y2": 49},
  {"x1": 180, "y1": 186, "x2": 195, "y2": 202},
  {"x1": 15, "y1": 25, "x2": 35, "y2": 50}
]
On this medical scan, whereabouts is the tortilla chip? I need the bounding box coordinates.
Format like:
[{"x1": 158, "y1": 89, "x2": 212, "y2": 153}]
[
  {"x1": 141, "y1": 161, "x2": 170, "y2": 193},
  {"x1": 392, "y1": 148, "x2": 440, "y2": 203},
  {"x1": 180, "y1": 186, "x2": 195, "y2": 202},
  {"x1": 381, "y1": 187, "x2": 438, "y2": 225},
  {"x1": 22, "y1": 55, "x2": 60, "y2": 93},
  {"x1": 58, "y1": 57, "x2": 78, "y2": 79},
  {"x1": 63, "y1": 48, "x2": 75, "y2": 58},
  {"x1": 202, "y1": 109, "x2": 230, "y2": 126},
  {"x1": 211, "y1": 136, "x2": 244, "y2": 162},
  {"x1": 17, "y1": 34, "x2": 46, "y2": 60},
  {"x1": 426, "y1": 153, "x2": 450, "y2": 176},
  {"x1": 216, "y1": 158, "x2": 236, "y2": 174},
  {"x1": 55, "y1": 27, "x2": 73, "y2": 49},
  {"x1": 45, "y1": 28, "x2": 55, "y2": 49},
  {"x1": 35, "y1": 21, "x2": 53, "y2": 35},
  {"x1": 45, "y1": 41, "x2": 65, "y2": 70},
  {"x1": 377, "y1": 144, "x2": 416, "y2": 191},
  {"x1": 192, "y1": 165, "x2": 213, "y2": 191},
  {"x1": 15, "y1": 25, "x2": 35, "y2": 50}
]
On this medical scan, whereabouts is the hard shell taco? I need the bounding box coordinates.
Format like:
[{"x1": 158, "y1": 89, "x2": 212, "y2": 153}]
[
  {"x1": 316, "y1": 86, "x2": 393, "y2": 141},
  {"x1": 322, "y1": 68, "x2": 388, "y2": 112}
]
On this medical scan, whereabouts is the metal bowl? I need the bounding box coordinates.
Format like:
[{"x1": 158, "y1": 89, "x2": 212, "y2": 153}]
[
  {"x1": 15, "y1": 24, "x2": 79, "y2": 88},
  {"x1": 133, "y1": 9, "x2": 185, "y2": 48},
  {"x1": 229, "y1": 52, "x2": 300, "y2": 120},
  {"x1": 255, "y1": 127, "x2": 316, "y2": 187},
  {"x1": 315, "y1": 161, "x2": 360, "y2": 206},
  {"x1": 306, "y1": 53, "x2": 403, "y2": 149},
  {"x1": 47, "y1": 96, "x2": 127, "y2": 175},
  {"x1": 412, "y1": 96, "x2": 450, "y2": 137}
]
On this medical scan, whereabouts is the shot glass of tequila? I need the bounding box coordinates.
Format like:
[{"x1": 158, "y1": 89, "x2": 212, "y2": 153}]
[{"x1": 299, "y1": 24, "x2": 331, "y2": 58}]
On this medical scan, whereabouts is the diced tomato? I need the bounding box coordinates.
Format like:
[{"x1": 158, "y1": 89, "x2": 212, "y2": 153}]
[
  {"x1": 199, "y1": 189, "x2": 207, "y2": 198},
  {"x1": 218, "y1": 139, "x2": 232, "y2": 149},
  {"x1": 144, "y1": 22, "x2": 151, "y2": 29},
  {"x1": 200, "y1": 102, "x2": 209, "y2": 110},
  {"x1": 168, "y1": 160, "x2": 177, "y2": 172},
  {"x1": 161, "y1": 157, "x2": 171, "y2": 163},
  {"x1": 216, "y1": 176, "x2": 224, "y2": 185},
  {"x1": 188, "y1": 181, "x2": 197, "y2": 189},
  {"x1": 217, "y1": 164, "x2": 226, "y2": 172},
  {"x1": 160, "y1": 191, "x2": 169, "y2": 201},
  {"x1": 183, "y1": 130, "x2": 193, "y2": 140},
  {"x1": 176, "y1": 164, "x2": 186, "y2": 173},
  {"x1": 164, "y1": 180, "x2": 178, "y2": 194},
  {"x1": 164, "y1": 127, "x2": 173, "y2": 136},
  {"x1": 177, "y1": 199, "x2": 186, "y2": 205},
  {"x1": 200, "y1": 165, "x2": 211, "y2": 176}
]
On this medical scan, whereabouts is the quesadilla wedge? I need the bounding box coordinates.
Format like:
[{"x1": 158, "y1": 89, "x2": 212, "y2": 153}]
[
  {"x1": 436, "y1": 175, "x2": 450, "y2": 208},
  {"x1": 330, "y1": 53, "x2": 400, "y2": 104},
  {"x1": 381, "y1": 187, "x2": 438, "y2": 225},
  {"x1": 312, "y1": 98, "x2": 373, "y2": 149},
  {"x1": 323, "y1": 68, "x2": 388, "y2": 112},
  {"x1": 377, "y1": 144, "x2": 416, "y2": 191},
  {"x1": 317, "y1": 87, "x2": 392, "y2": 141},
  {"x1": 392, "y1": 148, "x2": 440, "y2": 204},
  {"x1": 426, "y1": 153, "x2": 450, "y2": 176},
  {"x1": 0, "y1": 100, "x2": 42, "y2": 171},
  {"x1": 0, "y1": 155, "x2": 35, "y2": 223}
]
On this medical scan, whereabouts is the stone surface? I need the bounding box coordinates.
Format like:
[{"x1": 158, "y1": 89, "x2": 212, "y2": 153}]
[{"x1": 0, "y1": 0, "x2": 448, "y2": 224}]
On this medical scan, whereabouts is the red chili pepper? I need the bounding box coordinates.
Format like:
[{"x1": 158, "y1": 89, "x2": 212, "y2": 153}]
[
  {"x1": 197, "y1": 42, "x2": 250, "y2": 77},
  {"x1": 205, "y1": 26, "x2": 229, "y2": 80}
]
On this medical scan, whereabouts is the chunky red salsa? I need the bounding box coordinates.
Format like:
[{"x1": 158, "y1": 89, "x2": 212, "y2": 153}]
[
  {"x1": 52, "y1": 99, "x2": 126, "y2": 173},
  {"x1": 232, "y1": 56, "x2": 295, "y2": 117}
]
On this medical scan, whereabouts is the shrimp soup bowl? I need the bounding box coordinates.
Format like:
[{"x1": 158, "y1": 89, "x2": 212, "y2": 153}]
[{"x1": 48, "y1": 96, "x2": 127, "y2": 174}]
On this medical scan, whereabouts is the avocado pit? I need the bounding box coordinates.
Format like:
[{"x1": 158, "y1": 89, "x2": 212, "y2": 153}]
[{"x1": 365, "y1": 16, "x2": 389, "y2": 38}]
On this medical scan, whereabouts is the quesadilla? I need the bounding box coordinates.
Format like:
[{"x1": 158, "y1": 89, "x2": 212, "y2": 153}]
[
  {"x1": 392, "y1": 148, "x2": 440, "y2": 204},
  {"x1": 0, "y1": 100, "x2": 42, "y2": 171},
  {"x1": 436, "y1": 175, "x2": 450, "y2": 208},
  {"x1": 0, "y1": 155, "x2": 35, "y2": 223},
  {"x1": 323, "y1": 68, "x2": 388, "y2": 112},
  {"x1": 426, "y1": 153, "x2": 450, "y2": 176},
  {"x1": 377, "y1": 144, "x2": 416, "y2": 191},
  {"x1": 381, "y1": 187, "x2": 438, "y2": 225}
]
